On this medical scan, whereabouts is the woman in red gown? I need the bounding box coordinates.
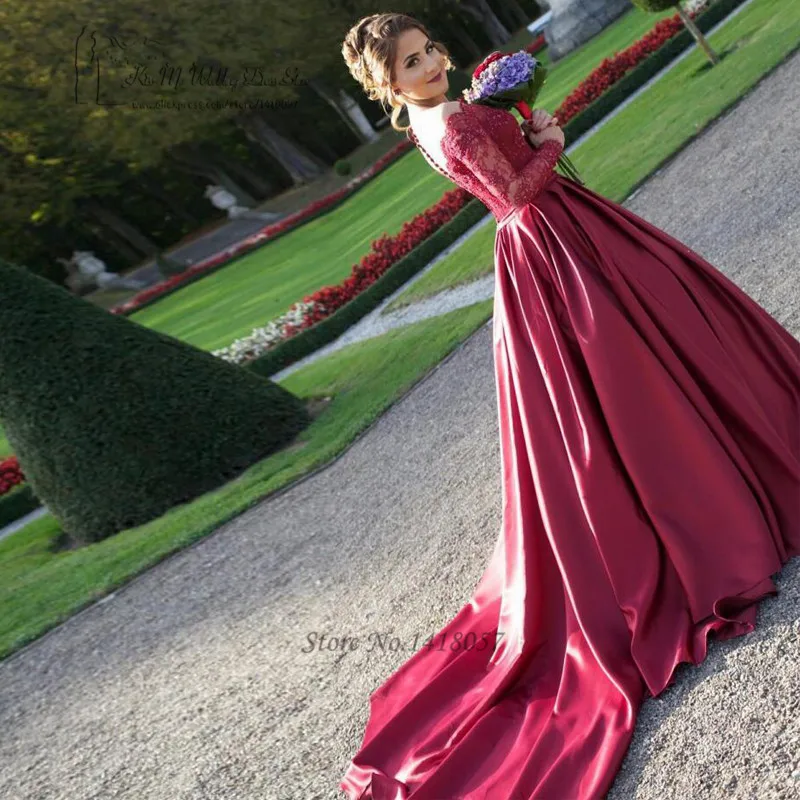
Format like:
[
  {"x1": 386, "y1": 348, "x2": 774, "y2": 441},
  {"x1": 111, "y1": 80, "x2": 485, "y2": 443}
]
[{"x1": 339, "y1": 14, "x2": 800, "y2": 799}]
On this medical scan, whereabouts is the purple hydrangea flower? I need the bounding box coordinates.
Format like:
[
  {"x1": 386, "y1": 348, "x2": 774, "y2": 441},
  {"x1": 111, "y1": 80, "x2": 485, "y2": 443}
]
[{"x1": 465, "y1": 52, "x2": 539, "y2": 103}]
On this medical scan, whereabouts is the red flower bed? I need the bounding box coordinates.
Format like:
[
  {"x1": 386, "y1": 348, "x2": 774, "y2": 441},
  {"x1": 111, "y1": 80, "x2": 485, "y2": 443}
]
[
  {"x1": 110, "y1": 140, "x2": 416, "y2": 316},
  {"x1": 0, "y1": 456, "x2": 25, "y2": 497},
  {"x1": 282, "y1": 187, "x2": 471, "y2": 337},
  {"x1": 553, "y1": 10, "x2": 698, "y2": 124}
]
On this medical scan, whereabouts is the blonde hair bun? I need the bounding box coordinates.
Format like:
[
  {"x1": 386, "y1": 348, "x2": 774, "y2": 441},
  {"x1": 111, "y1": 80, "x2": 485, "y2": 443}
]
[{"x1": 341, "y1": 13, "x2": 454, "y2": 133}]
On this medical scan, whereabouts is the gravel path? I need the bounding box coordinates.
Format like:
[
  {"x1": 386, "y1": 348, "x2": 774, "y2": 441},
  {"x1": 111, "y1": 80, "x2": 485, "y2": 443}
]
[{"x1": 1, "y1": 48, "x2": 798, "y2": 800}]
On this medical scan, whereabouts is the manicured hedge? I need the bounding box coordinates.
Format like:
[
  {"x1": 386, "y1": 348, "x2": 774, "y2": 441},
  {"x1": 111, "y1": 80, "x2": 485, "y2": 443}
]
[
  {"x1": 0, "y1": 260, "x2": 312, "y2": 545},
  {"x1": 245, "y1": 198, "x2": 490, "y2": 378},
  {"x1": 0, "y1": 485, "x2": 41, "y2": 530}
]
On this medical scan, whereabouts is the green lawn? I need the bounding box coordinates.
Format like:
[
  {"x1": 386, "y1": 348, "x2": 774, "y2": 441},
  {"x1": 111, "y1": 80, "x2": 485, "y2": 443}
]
[
  {"x1": 384, "y1": 0, "x2": 798, "y2": 312},
  {"x1": 2, "y1": 0, "x2": 797, "y2": 661},
  {"x1": 382, "y1": 222, "x2": 497, "y2": 313},
  {"x1": 126, "y1": 152, "x2": 454, "y2": 353},
  {"x1": 571, "y1": 0, "x2": 799, "y2": 200}
]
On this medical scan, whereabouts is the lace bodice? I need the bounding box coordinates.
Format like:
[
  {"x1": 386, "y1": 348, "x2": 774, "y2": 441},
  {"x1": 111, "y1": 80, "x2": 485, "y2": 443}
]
[{"x1": 408, "y1": 97, "x2": 564, "y2": 222}]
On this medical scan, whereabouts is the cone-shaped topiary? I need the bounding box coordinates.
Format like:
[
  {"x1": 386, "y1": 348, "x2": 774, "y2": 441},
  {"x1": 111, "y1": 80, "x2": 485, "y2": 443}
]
[{"x1": 0, "y1": 259, "x2": 312, "y2": 545}]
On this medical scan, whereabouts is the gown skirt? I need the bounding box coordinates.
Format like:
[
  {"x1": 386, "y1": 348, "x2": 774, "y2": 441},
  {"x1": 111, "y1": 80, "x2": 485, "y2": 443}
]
[{"x1": 339, "y1": 172, "x2": 800, "y2": 800}]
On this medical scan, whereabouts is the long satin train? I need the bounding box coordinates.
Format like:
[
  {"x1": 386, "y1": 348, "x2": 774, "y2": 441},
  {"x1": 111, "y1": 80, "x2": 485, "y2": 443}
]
[{"x1": 340, "y1": 174, "x2": 800, "y2": 799}]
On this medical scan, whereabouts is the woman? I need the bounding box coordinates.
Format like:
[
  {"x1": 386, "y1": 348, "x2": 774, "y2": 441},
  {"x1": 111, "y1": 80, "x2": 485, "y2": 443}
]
[{"x1": 339, "y1": 12, "x2": 800, "y2": 800}]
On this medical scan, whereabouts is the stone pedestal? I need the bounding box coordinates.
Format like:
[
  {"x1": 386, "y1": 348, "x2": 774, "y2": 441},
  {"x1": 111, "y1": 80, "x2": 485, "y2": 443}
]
[
  {"x1": 545, "y1": 0, "x2": 632, "y2": 62},
  {"x1": 204, "y1": 185, "x2": 282, "y2": 223}
]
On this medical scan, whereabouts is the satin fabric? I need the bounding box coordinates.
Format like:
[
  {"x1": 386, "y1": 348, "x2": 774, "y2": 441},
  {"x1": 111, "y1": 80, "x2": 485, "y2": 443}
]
[{"x1": 339, "y1": 173, "x2": 800, "y2": 799}]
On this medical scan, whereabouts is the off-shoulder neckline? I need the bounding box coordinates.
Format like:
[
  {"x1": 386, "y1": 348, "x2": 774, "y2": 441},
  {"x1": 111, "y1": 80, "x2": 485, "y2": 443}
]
[
  {"x1": 407, "y1": 97, "x2": 469, "y2": 177},
  {"x1": 444, "y1": 96, "x2": 468, "y2": 128},
  {"x1": 409, "y1": 97, "x2": 467, "y2": 141}
]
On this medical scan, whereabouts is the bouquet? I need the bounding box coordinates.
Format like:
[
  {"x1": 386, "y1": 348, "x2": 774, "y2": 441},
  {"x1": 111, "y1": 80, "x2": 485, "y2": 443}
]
[{"x1": 463, "y1": 50, "x2": 584, "y2": 185}]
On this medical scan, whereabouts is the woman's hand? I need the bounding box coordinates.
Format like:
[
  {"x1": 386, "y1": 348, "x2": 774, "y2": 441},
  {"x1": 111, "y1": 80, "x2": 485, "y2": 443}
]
[
  {"x1": 521, "y1": 110, "x2": 564, "y2": 148},
  {"x1": 521, "y1": 109, "x2": 559, "y2": 136},
  {"x1": 526, "y1": 124, "x2": 565, "y2": 149}
]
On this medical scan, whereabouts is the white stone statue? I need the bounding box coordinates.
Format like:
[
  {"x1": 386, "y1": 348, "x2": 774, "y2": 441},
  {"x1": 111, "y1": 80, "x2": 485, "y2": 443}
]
[
  {"x1": 57, "y1": 251, "x2": 147, "y2": 293},
  {"x1": 74, "y1": 250, "x2": 123, "y2": 288},
  {"x1": 73, "y1": 250, "x2": 108, "y2": 278},
  {"x1": 204, "y1": 185, "x2": 240, "y2": 213},
  {"x1": 203, "y1": 184, "x2": 282, "y2": 222}
]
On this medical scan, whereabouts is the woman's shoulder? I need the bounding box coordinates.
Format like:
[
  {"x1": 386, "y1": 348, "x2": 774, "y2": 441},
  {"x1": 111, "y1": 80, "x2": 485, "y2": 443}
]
[
  {"x1": 444, "y1": 97, "x2": 503, "y2": 131},
  {"x1": 442, "y1": 98, "x2": 465, "y2": 120},
  {"x1": 441, "y1": 98, "x2": 473, "y2": 140}
]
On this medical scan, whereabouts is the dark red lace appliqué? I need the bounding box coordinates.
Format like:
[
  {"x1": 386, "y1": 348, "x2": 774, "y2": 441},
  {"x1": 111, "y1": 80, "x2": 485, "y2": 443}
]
[{"x1": 408, "y1": 98, "x2": 564, "y2": 220}]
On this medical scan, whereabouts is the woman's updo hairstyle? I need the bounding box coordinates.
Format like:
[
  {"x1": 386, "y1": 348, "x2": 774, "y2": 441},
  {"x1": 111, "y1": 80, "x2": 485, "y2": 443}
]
[{"x1": 341, "y1": 12, "x2": 455, "y2": 133}]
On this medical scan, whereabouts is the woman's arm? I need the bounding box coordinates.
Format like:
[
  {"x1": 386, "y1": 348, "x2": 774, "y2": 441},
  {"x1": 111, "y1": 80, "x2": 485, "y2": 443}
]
[{"x1": 443, "y1": 116, "x2": 564, "y2": 207}]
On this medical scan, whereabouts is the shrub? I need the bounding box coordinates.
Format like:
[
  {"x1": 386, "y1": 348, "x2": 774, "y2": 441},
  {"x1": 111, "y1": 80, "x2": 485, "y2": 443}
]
[
  {"x1": 0, "y1": 259, "x2": 312, "y2": 546},
  {"x1": 334, "y1": 159, "x2": 353, "y2": 176}
]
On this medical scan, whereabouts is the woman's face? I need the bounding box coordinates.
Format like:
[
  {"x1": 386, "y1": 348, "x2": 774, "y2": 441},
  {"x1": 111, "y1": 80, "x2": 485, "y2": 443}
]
[{"x1": 392, "y1": 28, "x2": 448, "y2": 103}]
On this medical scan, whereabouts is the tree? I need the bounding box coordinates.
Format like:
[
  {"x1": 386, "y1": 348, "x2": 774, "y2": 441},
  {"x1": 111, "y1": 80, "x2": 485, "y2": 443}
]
[
  {"x1": 0, "y1": 259, "x2": 312, "y2": 546},
  {"x1": 461, "y1": 0, "x2": 513, "y2": 47},
  {"x1": 0, "y1": 0, "x2": 444, "y2": 271},
  {"x1": 629, "y1": 0, "x2": 720, "y2": 66}
]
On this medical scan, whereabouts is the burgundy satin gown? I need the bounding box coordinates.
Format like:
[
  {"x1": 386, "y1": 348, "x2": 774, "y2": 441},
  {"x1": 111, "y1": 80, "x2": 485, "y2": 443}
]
[{"x1": 339, "y1": 97, "x2": 800, "y2": 799}]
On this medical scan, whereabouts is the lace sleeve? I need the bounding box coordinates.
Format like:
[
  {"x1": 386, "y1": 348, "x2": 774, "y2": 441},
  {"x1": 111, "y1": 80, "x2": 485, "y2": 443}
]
[{"x1": 443, "y1": 115, "x2": 564, "y2": 208}]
